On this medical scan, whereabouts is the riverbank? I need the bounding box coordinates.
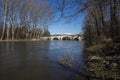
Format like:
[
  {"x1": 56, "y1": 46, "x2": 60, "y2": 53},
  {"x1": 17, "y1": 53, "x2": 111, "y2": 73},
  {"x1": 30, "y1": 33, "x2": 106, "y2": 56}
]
[
  {"x1": 0, "y1": 39, "x2": 41, "y2": 42},
  {"x1": 0, "y1": 38, "x2": 48, "y2": 42},
  {"x1": 86, "y1": 41, "x2": 120, "y2": 80}
]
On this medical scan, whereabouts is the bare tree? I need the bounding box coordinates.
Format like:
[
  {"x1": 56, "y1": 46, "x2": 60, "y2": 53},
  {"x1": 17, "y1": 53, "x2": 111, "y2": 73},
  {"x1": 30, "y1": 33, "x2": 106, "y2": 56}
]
[
  {"x1": 0, "y1": 0, "x2": 8, "y2": 40},
  {"x1": 0, "y1": 0, "x2": 53, "y2": 40}
]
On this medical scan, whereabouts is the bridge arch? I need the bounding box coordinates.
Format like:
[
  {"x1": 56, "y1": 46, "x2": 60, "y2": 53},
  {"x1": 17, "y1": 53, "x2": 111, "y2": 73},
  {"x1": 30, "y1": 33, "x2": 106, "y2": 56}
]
[
  {"x1": 62, "y1": 36, "x2": 70, "y2": 40},
  {"x1": 53, "y1": 37, "x2": 59, "y2": 40},
  {"x1": 73, "y1": 37, "x2": 79, "y2": 41}
]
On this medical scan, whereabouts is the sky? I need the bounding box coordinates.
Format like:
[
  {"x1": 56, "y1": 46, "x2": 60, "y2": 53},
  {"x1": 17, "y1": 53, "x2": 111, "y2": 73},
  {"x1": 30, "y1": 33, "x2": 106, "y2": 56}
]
[
  {"x1": 49, "y1": 16, "x2": 85, "y2": 35},
  {"x1": 46, "y1": 0, "x2": 85, "y2": 35}
]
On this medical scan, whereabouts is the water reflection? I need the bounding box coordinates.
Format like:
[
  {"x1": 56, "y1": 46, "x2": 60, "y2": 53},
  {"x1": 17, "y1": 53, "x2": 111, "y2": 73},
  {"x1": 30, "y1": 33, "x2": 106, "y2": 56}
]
[{"x1": 0, "y1": 41, "x2": 85, "y2": 80}]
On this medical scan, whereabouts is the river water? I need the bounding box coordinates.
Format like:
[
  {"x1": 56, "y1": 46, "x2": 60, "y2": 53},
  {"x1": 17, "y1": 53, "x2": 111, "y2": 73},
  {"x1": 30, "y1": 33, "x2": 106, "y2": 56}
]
[{"x1": 0, "y1": 41, "x2": 85, "y2": 80}]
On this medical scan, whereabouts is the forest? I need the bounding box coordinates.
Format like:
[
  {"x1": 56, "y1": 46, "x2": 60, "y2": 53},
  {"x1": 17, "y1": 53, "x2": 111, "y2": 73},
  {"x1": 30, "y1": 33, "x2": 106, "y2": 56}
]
[
  {"x1": 83, "y1": 0, "x2": 120, "y2": 46},
  {"x1": 0, "y1": 0, "x2": 52, "y2": 40}
]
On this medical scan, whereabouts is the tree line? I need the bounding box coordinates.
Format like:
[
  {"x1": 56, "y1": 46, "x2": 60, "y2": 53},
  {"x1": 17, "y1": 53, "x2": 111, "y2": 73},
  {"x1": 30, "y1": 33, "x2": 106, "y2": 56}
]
[
  {"x1": 83, "y1": 0, "x2": 120, "y2": 46},
  {"x1": 0, "y1": 0, "x2": 52, "y2": 40}
]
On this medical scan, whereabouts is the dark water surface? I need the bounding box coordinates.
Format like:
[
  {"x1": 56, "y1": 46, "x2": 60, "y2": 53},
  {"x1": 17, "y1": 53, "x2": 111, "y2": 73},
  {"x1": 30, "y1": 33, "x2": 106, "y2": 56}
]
[{"x1": 0, "y1": 41, "x2": 85, "y2": 80}]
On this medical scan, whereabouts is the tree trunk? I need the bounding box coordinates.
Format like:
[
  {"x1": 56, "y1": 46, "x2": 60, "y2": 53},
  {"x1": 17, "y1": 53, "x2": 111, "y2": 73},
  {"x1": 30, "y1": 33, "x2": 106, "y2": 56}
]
[
  {"x1": 99, "y1": 0, "x2": 105, "y2": 36},
  {"x1": 12, "y1": 23, "x2": 14, "y2": 40},
  {"x1": 110, "y1": 0, "x2": 114, "y2": 39},
  {"x1": 6, "y1": 26, "x2": 9, "y2": 40},
  {"x1": 1, "y1": 0, "x2": 8, "y2": 40},
  {"x1": 11, "y1": 13, "x2": 16, "y2": 40},
  {"x1": 113, "y1": 0, "x2": 118, "y2": 37}
]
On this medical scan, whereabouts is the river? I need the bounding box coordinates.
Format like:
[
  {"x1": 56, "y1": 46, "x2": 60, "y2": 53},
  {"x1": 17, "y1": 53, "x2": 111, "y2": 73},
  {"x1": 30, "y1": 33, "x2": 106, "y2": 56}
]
[{"x1": 0, "y1": 41, "x2": 86, "y2": 80}]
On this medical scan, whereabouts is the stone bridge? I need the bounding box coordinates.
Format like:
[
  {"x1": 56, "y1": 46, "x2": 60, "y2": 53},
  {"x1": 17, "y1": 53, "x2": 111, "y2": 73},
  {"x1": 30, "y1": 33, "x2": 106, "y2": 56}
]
[{"x1": 42, "y1": 35, "x2": 83, "y2": 40}]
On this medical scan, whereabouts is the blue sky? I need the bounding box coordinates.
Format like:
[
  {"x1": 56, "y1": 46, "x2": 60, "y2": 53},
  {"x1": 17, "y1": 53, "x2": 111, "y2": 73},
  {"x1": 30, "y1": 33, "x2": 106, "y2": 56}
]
[
  {"x1": 46, "y1": 0, "x2": 85, "y2": 35},
  {"x1": 49, "y1": 16, "x2": 85, "y2": 35}
]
